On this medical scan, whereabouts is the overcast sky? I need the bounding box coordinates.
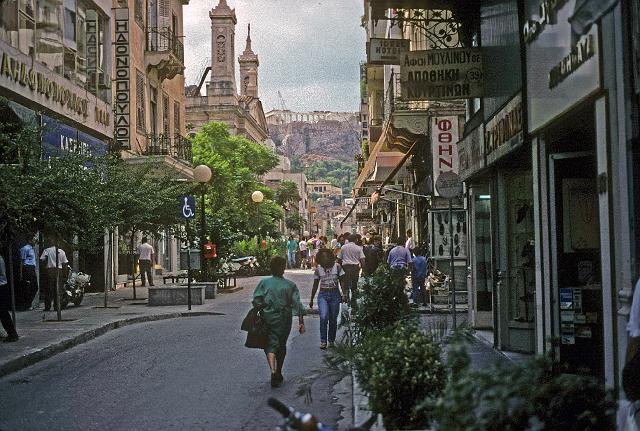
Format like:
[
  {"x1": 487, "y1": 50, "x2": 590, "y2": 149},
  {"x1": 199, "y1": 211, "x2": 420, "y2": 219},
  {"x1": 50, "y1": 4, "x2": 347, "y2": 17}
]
[{"x1": 183, "y1": 0, "x2": 366, "y2": 113}]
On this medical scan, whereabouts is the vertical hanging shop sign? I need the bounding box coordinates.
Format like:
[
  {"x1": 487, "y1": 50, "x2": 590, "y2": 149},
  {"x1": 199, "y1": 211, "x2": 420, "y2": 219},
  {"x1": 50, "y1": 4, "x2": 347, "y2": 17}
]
[
  {"x1": 432, "y1": 116, "x2": 460, "y2": 196},
  {"x1": 114, "y1": 8, "x2": 130, "y2": 149}
]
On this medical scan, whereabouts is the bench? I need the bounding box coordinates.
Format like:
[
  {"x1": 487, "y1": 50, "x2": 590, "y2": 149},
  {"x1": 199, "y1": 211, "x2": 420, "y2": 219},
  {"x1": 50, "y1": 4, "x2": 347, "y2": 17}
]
[
  {"x1": 213, "y1": 271, "x2": 237, "y2": 289},
  {"x1": 162, "y1": 273, "x2": 189, "y2": 284},
  {"x1": 181, "y1": 282, "x2": 217, "y2": 299},
  {"x1": 148, "y1": 285, "x2": 205, "y2": 306}
]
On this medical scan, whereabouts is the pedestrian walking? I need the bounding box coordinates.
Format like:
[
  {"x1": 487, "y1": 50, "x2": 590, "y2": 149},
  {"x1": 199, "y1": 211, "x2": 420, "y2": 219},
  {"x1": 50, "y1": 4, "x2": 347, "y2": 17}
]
[
  {"x1": 0, "y1": 249, "x2": 19, "y2": 342},
  {"x1": 330, "y1": 234, "x2": 338, "y2": 250},
  {"x1": 362, "y1": 235, "x2": 383, "y2": 277},
  {"x1": 337, "y1": 233, "x2": 365, "y2": 307},
  {"x1": 40, "y1": 243, "x2": 68, "y2": 311},
  {"x1": 19, "y1": 237, "x2": 38, "y2": 310},
  {"x1": 252, "y1": 256, "x2": 305, "y2": 388},
  {"x1": 333, "y1": 234, "x2": 343, "y2": 257},
  {"x1": 308, "y1": 235, "x2": 317, "y2": 268},
  {"x1": 410, "y1": 248, "x2": 428, "y2": 306},
  {"x1": 286, "y1": 235, "x2": 298, "y2": 269},
  {"x1": 299, "y1": 237, "x2": 309, "y2": 269},
  {"x1": 387, "y1": 236, "x2": 413, "y2": 270},
  {"x1": 136, "y1": 237, "x2": 155, "y2": 287},
  {"x1": 309, "y1": 249, "x2": 345, "y2": 349}
]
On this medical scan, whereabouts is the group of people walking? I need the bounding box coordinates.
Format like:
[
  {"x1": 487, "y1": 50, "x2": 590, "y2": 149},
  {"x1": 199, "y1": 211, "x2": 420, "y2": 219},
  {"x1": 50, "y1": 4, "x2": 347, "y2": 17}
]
[{"x1": 251, "y1": 231, "x2": 396, "y2": 387}]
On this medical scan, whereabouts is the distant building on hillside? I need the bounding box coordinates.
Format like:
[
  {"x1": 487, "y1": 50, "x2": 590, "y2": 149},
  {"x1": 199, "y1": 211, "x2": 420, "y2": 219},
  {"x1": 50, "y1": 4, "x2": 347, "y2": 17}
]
[{"x1": 265, "y1": 109, "x2": 357, "y2": 126}]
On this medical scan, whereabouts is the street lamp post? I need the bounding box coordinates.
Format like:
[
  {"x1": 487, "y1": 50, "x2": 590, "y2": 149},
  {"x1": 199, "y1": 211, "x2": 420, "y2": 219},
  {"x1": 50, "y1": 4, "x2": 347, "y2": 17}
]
[
  {"x1": 252, "y1": 190, "x2": 264, "y2": 245},
  {"x1": 194, "y1": 165, "x2": 212, "y2": 281}
]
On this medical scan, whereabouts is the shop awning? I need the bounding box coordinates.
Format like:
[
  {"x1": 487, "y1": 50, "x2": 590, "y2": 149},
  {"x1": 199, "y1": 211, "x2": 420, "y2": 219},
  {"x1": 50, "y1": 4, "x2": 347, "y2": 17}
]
[{"x1": 367, "y1": 151, "x2": 406, "y2": 182}]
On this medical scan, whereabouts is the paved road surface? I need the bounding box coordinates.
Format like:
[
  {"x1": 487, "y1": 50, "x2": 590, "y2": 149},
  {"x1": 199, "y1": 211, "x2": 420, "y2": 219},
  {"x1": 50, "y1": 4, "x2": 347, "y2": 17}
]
[{"x1": 0, "y1": 269, "x2": 344, "y2": 431}]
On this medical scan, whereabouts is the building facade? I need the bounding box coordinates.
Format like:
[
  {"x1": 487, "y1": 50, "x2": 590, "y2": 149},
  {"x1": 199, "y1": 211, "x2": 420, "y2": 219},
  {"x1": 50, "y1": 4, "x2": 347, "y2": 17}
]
[
  {"x1": 111, "y1": 0, "x2": 193, "y2": 284},
  {"x1": 184, "y1": 0, "x2": 269, "y2": 144}
]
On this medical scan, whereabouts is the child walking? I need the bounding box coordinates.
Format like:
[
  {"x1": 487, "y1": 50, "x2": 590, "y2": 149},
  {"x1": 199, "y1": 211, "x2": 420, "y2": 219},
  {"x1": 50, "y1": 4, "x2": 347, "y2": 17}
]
[{"x1": 309, "y1": 249, "x2": 345, "y2": 349}]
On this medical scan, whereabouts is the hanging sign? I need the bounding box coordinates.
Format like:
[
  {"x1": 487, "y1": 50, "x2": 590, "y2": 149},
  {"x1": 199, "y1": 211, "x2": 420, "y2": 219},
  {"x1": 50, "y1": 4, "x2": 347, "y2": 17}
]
[
  {"x1": 432, "y1": 116, "x2": 460, "y2": 196},
  {"x1": 367, "y1": 38, "x2": 410, "y2": 65},
  {"x1": 525, "y1": 0, "x2": 600, "y2": 132},
  {"x1": 485, "y1": 93, "x2": 523, "y2": 166},
  {"x1": 457, "y1": 124, "x2": 485, "y2": 181},
  {"x1": 400, "y1": 48, "x2": 483, "y2": 100}
]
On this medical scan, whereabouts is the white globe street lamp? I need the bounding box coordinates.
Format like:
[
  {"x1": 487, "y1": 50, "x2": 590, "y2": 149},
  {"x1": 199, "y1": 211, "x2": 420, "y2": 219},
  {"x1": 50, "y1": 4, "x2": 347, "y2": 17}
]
[
  {"x1": 194, "y1": 164, "x2": 212, "y2": 184},
  {"x1": 194, "y1": 164, "x2": 212, "y2": 283},
  {"x1": 251, "y1": 190, "x2": 264, "y2": 203}
]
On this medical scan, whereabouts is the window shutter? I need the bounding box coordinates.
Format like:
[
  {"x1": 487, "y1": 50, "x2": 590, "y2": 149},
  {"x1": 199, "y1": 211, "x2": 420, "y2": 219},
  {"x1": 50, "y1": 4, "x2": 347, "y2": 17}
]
[{"x1": 159, "y1": 0, "x2": 170, "y2": 31}]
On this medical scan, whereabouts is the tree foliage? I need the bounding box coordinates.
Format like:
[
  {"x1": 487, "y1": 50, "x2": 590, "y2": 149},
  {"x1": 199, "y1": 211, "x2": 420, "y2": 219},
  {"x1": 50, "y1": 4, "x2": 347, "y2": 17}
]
[
  {"x1": 191, "y1": 122, "x2": 281, "y2": 255},
  {"x1": 275, "y1": 180, "x2": 300, "y2": 207}
]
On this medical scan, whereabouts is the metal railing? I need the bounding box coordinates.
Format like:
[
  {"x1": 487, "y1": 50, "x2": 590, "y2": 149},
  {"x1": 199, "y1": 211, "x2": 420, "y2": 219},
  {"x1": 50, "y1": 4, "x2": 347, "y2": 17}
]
[
  {"x1": 144, "y1": 134, "x2": 192, "y2": 162},
  {"x1": 146, "y1": 27, "x2": 185, "y2": 64}
]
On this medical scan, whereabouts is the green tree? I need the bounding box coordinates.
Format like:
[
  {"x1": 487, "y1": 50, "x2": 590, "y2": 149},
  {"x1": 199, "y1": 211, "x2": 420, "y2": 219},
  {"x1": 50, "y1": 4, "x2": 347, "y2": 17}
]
[
  {"x1": 285, "y1": 214, "x2": 305, "y2": 232},
  {"x1": 275, "y1": 180, "x2": 301, "y2": 207},
  {"x1": 191, "y1": 122, "x2": 281, "y2": 254}
]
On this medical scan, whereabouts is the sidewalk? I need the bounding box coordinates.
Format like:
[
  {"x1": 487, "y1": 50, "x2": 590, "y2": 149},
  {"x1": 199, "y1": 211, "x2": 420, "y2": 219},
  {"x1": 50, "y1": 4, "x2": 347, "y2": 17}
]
[{"x1": 0, "y1": 282, "x2": 239, "y2": 378}]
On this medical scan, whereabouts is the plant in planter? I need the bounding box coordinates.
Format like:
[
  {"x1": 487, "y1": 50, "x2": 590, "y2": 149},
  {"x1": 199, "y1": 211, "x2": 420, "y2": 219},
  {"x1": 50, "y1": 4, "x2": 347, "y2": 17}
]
[
  {"x1": 353, "y1": 320, "x2": 446, "y2": 430},
  {"x1": 353, "y1": 265, "x2": 411, "y2": 341},
  {"x1": 429, "y1": 343, "x2": 616, "y2": 431}
]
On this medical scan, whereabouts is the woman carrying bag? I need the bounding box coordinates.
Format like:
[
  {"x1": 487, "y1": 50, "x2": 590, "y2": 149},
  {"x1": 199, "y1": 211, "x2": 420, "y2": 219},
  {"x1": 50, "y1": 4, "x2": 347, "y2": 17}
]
[{"x1": 252, "y1": 256, "x2": 305, "y2": 388}]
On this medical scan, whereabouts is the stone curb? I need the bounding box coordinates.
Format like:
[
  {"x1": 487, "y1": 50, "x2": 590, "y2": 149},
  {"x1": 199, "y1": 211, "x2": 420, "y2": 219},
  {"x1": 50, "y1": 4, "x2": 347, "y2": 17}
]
[{"x1": 0, "y1": 311, "x2": 223, "y2": 379}]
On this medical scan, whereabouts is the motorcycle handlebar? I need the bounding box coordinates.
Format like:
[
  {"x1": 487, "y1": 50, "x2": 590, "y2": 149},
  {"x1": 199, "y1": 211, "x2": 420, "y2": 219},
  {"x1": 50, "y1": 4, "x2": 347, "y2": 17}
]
[{"x1": 268, "y1": 397, "x2": 291, "y2": 418}]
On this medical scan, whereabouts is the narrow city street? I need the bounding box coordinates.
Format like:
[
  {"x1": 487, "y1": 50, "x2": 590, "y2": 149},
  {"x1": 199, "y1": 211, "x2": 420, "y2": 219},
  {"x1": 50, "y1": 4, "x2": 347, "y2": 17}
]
[{"x1": 0, "y1": 270, "x2": 345, "y2": 431}]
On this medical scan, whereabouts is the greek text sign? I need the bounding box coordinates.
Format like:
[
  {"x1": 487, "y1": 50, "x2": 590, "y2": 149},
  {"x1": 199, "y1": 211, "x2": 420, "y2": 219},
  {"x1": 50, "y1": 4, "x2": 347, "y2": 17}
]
[
  {"x1": 400, "y1": 48, "x2": 483, "y2": 100},
  {"x1": 457, "y1": 124, "x2": 485, "y2": 182},
  {"x1": 525, "y1": 0, "x2": 600, "y2": 132},
  {"x1": 114, "y1": 8, "x2": 131, "y2": 149},
  {"x1": 432, "y1": 116, "x2": 460, "y2": 196},
  {"x1": 485, "y1": 93, "x2": 523, "y2": 166},
  {"x1": 367, "y1": 38, "x2": 410, "y2": 65}
]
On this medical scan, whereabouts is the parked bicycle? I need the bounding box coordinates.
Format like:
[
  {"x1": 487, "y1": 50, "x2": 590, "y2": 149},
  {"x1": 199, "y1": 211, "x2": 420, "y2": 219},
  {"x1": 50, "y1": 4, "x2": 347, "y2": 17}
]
[{"x1": 268, "y1": 397, "x2": 376, "y2": 431}]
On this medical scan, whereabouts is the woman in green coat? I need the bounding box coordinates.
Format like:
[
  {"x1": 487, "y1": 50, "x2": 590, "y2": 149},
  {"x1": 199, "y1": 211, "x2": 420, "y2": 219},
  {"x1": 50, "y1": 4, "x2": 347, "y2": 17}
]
[{"x1": 253, "y1": 256, "x2": 305, "y2": 387}]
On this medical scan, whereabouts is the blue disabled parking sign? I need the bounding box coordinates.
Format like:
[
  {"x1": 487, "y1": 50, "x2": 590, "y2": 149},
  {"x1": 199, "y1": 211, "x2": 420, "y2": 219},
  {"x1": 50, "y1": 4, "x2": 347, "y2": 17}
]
[{"x1": 180, "y1": 195, "x2": 196, "y2": 219}]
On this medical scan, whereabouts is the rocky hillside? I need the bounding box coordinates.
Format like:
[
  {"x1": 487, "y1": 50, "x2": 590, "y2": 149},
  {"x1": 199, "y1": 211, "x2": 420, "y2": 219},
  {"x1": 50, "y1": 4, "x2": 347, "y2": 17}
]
[{"x1": 269, "y1": 116, "x2": 361, "y2": 163}]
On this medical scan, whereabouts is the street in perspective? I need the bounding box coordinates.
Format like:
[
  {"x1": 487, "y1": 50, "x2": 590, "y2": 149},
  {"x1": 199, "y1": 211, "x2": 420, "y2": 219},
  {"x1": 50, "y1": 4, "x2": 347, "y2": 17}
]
[{"x1": 0, "y1": 0, "x2": 639, "y2": 430}]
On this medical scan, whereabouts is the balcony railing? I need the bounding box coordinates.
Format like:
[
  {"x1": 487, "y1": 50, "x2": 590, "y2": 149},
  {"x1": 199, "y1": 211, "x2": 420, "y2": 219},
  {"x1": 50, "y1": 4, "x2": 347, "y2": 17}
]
[
  {"x1": 384, "y1": 72, "x2": 432, "y2": 122},
  {"x1": 144, "y1": 134, "x2": 192, "y2": 162},
  {"x1": 146, "y1": 27, "x2": 185, "y2": 64}
]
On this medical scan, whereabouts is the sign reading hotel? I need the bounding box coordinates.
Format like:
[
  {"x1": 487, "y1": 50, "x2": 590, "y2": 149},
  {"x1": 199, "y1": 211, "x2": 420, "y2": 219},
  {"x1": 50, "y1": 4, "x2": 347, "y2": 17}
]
[
  {"x1": 432, "y1": 116, "x2": 460, "y2": 196},
  {"x1": 367, "y1": 38, "x2": 410, "y2": 65},
  {"x1": 400, "y1": 48, "x2": 483, "y2": 101},
  {"x1": 114, "y1": 8, "x2": 131, "y2": 149},
  {"x1": 525, "y1": 0, "x2": 600, "y2": 132},
  {"x1": 485, "y1": 93, "x2": 523, "y2": 165}
]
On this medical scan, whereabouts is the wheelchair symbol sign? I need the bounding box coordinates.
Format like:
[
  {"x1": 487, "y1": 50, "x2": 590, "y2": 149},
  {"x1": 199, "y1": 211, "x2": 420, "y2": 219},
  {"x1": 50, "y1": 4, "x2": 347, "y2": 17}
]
[{"x1": 180, "y1": 195, "x2": 196, "y2": 219}]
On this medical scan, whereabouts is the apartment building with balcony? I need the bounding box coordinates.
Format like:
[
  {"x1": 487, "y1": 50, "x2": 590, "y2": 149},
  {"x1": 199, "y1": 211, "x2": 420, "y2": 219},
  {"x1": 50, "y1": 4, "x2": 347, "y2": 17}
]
[
  {"x1": 111, "y1": 0, "x2": 192, "y2": 282},
  {"x1": 112, "y1": 0, "x2": 192, "y2": 176}
]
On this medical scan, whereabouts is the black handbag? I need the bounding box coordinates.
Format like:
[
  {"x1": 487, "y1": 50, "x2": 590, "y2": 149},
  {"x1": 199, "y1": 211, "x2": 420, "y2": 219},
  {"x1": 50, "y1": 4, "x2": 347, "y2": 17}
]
[{"x1": 241, "y1": 306, "x2": 269, "y2": 349}]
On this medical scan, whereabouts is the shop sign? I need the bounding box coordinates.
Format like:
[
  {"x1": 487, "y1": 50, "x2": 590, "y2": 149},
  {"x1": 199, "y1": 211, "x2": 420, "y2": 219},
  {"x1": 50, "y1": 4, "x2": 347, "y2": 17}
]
[
  {"x1": 457, "y1": 124, "x2": 485, "y2": 181},
  {"x1": 485, "y1": 93, "x2": 523, "y2": 166},
  {"x1": 41, "y1": 114, "x2": 108, "y2": 158},
  {"x1": 400, "y1": 48, "x2": 483, "y2": 101},
  {"x1": 432, "y1": 116, "x2": 460, "y2": 196},
  {"x1": 114, "y1": 8, "x2": 131, "y2": 149},
  {"x1": 367, "y1": 38, "x2": 410, "y2": 65},
  {"x1": 0, "y1": 43, "x2": 111, "y2": 136},
  {"x1": 525, "y1": 0, "x2": 600, "y2": 133}
]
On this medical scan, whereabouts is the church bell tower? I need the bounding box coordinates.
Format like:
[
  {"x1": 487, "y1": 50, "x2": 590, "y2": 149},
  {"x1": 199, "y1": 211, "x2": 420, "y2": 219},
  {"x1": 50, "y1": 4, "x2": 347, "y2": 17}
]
[
  {"x1": 208, "y1": 0, "x2": 237, "y2": 97},
  {"x1": 238, "y1": 24, "x2": 259, "y2": 98}
]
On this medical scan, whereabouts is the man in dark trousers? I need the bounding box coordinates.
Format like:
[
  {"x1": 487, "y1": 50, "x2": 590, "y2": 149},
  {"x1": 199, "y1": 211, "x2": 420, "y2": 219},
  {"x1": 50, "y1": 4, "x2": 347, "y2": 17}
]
[
  {"x1": 40, "y1": 242, "x2": 69, "y2": 311},
  {"x1": 337, "y1": 233, "x2": 365, "y2": 307},
  {"x1": 19, "y1": 236, "x2": 38, "y2": 310},
  {"x1": 136, "y1": 237, "x2": 155, "y2": 286},
  {"x1": 0, "y1": 250, "x2": 19, "y2": 342}
]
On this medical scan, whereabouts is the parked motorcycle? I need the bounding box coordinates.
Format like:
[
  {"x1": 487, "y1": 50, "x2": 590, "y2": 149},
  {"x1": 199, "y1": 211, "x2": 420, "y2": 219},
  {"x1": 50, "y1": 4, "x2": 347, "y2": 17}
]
[
  {"x1": 61, "y1": 266, "x2": 90, "y2": 308},
  {"x1": 230, "y1": 256, "x2": 260, "y2": 277}
]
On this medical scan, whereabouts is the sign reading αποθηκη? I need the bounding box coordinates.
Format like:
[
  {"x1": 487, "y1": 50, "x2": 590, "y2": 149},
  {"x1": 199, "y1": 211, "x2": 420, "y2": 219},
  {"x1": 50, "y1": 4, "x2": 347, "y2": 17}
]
[{"x1": 400, "y1": 48, "x2": 483, "y2": 101}]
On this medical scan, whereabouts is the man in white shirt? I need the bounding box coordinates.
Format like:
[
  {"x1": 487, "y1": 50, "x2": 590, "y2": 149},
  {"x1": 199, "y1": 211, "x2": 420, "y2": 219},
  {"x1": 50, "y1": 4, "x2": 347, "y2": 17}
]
[
  {"x1": 337, "y1": 233, "x2": 366, "y2": 306},
  {"x1": 40, "y1": 244, "x2": 69, "y2": 311},
  {"x1": 299, "y1": 237, "x2": 309, "y2": 269},
  {"x1": 136, "y1": 237, "x2": 155, "y2": 286}
]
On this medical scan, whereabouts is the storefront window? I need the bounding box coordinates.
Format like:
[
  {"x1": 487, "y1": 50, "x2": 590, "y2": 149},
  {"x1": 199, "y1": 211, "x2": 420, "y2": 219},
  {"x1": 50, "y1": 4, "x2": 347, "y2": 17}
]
[
  {"x1": 474, "y1": 195, "x2": 492, "y2": 311},
  {"x1": 36, "y1": 0, "x2": 64, "y2": 75},
  {"x1": 505, "y1": 173, "x2": 535, "y2": 323},
  {"x1": 0, "y1": 1, "x2": 19, "y2": 48},
  {"x1": 18, "y1": 11, "x2": 36, "y2": 57}
]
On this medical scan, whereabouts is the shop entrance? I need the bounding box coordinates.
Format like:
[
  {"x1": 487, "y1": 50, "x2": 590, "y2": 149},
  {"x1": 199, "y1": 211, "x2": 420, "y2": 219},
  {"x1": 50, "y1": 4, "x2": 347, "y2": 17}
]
[
  {"x1": 549, "y1": 152, "x2": 603, "y2": 378},
  {"x1": 468, "y1": 186, "x2": 493, "y2": 329}
]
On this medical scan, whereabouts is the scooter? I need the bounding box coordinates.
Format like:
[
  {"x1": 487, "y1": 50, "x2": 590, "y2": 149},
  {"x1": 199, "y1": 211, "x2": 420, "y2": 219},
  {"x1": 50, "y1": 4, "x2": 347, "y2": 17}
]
[
  {"x1": 230, "y1": 256, "x2": 260, "y2": 277},
  {"x1": 61, "y1": 266, "x2": 90, "y2": 308}
]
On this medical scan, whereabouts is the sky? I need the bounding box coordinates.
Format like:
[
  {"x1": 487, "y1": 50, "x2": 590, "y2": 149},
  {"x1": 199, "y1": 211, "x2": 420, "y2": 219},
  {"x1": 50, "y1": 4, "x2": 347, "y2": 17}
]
[{"x1": 183, "y1": 0, "x2": 366, "y2": 113}]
